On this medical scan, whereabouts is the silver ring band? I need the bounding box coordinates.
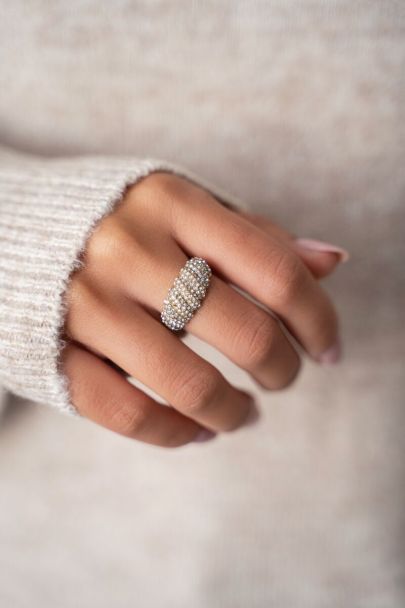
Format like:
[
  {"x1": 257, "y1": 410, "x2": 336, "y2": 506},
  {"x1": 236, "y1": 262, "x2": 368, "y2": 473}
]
[{"x1": 161, "y1": 257, "x2": 212, "y2": 331}]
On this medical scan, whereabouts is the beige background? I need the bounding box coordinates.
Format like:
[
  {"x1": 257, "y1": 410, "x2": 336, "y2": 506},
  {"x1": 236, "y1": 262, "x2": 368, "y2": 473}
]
[{"x1": 0, "y1": 2, "x2": 404, "y2": 606}]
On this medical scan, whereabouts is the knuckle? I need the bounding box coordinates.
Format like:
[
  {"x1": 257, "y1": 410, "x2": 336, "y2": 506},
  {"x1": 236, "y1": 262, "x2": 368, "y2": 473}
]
[
  {"x1": 128, "y1": 171, "x2": 202, "y2": 222},
  {"x1": 63, "y1": 348, "x2": 149, "y2": 437},
  {"x1": 176, "y1": 367, "x2": 223, "y2": 415},
  {"x1": 86, "y1": 220, "x2": 133, "y2": 266},
  {"x1": 130, "y1": 171, "x2": 219, "y2": 225},
  {"x1": 141, "y1": 171, "x2": 177, "y2": 193},
  {"x1": 64, "y1": 364, "x2": 102, "y2": 417},
  {"x1": 131, "y1": 171, "x2": 188, "y2": 205},
  {"x1": 236, "y1": 311, "x2": 276, "y2": 369},
  {"x1": 106, "y1": 400, "x2": 148, "y2": 437},
  {"x1": 270, "y1": 251, "x2": 306, "y2": 304}
]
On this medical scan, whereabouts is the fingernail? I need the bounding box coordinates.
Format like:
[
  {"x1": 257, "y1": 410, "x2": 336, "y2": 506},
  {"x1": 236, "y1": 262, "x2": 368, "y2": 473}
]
[
  {"x1": 295, "y1": 238, "x2": 350, "y2": 263},
  {"x1": 193, "y1": 429, "x2": 216, "y2": 443},
  {"x1": 317, "y1": 340, "x2": 342, "y2": 365}
]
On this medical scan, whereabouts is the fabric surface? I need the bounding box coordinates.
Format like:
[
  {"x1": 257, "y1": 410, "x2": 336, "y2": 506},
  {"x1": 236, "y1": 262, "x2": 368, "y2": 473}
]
[{"x1": 0, "y1": 1, "x2": 404, "y2": 607}]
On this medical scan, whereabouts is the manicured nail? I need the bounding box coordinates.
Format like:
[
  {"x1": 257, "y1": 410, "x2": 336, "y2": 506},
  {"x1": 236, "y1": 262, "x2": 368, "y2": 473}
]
[
  {"x1": 317, "y1": 340, "x2": 342, "y2": 365},
  {"x1": 193, "y1": 429, "x2": 216, "y2": 443},
  {"x1": 295, "y1": 238, "x2": 350, "y2": 263}
]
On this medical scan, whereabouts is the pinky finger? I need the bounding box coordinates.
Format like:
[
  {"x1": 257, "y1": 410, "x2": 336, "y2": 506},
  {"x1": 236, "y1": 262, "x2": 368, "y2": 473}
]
[{"x1": 61, "y1": 342, "x2": 213, "y2": 448}]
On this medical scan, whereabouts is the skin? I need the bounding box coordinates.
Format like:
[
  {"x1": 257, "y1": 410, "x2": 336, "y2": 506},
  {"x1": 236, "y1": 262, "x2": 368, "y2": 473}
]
[{"x1": 61, "y1": 172, "x2": 342, "y2": 448}]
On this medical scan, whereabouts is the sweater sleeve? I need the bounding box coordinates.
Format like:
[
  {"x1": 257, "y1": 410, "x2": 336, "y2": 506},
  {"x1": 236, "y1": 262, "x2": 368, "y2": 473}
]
[{"x1": 0, "y1": 145, "x2": 248, "y2": 415}]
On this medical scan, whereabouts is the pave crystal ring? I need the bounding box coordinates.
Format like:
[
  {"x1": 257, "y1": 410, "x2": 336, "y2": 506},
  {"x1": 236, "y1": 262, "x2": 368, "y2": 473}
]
[{"x1": 161, "y1": 257, "x2": 212, "y2": 331}]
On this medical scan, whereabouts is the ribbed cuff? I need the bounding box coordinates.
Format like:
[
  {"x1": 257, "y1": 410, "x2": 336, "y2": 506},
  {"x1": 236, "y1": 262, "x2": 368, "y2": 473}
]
[{"x1": 0, "y1": 152, "x2": 247, "y2": 415}]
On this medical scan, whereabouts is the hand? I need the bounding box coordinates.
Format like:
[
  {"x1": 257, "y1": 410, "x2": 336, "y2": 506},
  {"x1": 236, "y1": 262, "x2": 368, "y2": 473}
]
[{"x1": 61, "y1": 172, "x2": 348, "y2": 447}]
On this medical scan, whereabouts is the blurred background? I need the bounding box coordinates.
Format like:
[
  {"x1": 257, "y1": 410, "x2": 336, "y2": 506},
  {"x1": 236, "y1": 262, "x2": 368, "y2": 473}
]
[{"x1": 0, "y1": 2, "x2": 404, "y2": 606}]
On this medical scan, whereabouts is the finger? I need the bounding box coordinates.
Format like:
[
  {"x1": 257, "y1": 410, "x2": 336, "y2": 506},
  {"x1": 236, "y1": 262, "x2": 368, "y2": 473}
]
[
  {"x1": 165, "y1": 186, "x2": 340, "y2": 362},
  {"x1": 61, "y1": 342, "x2": 215, "y2": 447},
  {"x1": 187, "y1": 276, "x2": 301, "y2": 389},
  {"x1": 65, "y1": 287, "x2": 255, "y2": 433},
  {"x1": 238, "y1": 211, "x2": 349, "y2": 279},
  {"x1": 110, "y1": 238, "x2": 301, "y2": 390}
]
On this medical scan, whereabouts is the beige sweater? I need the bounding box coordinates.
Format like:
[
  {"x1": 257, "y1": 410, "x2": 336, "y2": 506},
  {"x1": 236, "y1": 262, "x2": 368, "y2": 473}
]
[{"x1": 0, "y1": 2, "x2": 404, "y2": 607}]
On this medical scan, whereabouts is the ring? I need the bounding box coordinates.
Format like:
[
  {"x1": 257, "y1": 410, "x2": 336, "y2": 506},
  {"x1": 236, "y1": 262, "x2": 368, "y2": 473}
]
[{"x1": 161, "y1": 257, "x2": 212, "y2": 331}]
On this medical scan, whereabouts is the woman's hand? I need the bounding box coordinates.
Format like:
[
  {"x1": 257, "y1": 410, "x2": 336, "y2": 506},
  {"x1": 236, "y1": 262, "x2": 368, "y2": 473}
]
[{"x1": 61, "y1": 172, "x2": 348, "y2": 447}]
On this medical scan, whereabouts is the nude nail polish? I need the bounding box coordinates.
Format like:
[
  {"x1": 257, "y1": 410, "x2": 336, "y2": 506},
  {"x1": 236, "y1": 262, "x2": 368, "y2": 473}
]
[
  {"x1": 318, "y1": 340, "x2": 342, "y2": 365},
  {"x1": 193, "y1": 429, "x2": 216, "y2": 443},
  {"x1": 295, "y1": 238, "x2": 350, "y2": 263}
]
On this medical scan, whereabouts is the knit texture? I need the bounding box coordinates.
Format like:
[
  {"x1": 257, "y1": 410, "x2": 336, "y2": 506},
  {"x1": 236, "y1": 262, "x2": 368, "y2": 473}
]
[{"x1": 0, "y1": 146, "x2": 247, "y2": 414}]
